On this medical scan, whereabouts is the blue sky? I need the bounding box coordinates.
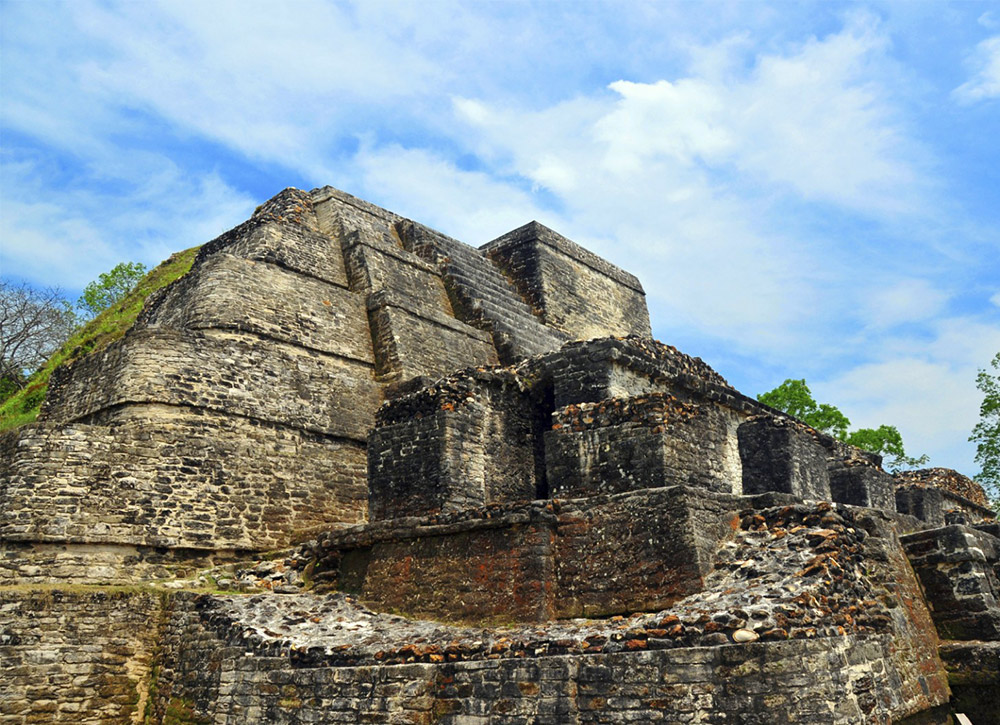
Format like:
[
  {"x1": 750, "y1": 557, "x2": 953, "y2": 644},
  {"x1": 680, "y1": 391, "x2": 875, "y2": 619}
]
[{"x1": 1, "y1": 0, "x2": 998, "y2": 476}]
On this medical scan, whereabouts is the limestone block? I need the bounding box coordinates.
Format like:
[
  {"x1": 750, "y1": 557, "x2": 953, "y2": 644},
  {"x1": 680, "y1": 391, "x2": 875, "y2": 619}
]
[
  {"x1": 311, "y1": 185, "x2": 403, "y2": 243},
  {"x1": 368, "y1": 373, "x2": 536, "y2": 520},
  {"x1": 829, "y1": 463, "x2": 896, "y2": 511},
  {"x1": 901, "y1": 524, "x2": 1000, "y2": 640},
  {"x1": 545, "y1": 394, "x2": 741, "y2": 498},
  {"x1": 552, "y1": 486, "x2": 740, "y2": 618},
  {"x1": 895, "y1": 484, "x2": 946, "y2": 526},
  {"x1": 482, "y1": 221, "x2": 651, "y2": 340},
  {"x1": 367, "y1": 291, "x2": 497, "y2": 381},
  {"x1": 333, "y1": 510, "x2": 555, "y2": 624},
  {"x1": 738, "y1": 417, "x2": 832, "y2": 501},
  {"x1": 0, "y1": 589, "x2": 163, "y2": 724},
  {"x1": 143, "y1": 252, "x2": 372, "y2": 362},
  {"x1": 1, "y1": 408, "x2": 367, "y2": 553},
  {"x1": 540, "y1": 336, "x2": 737, "y2": 409},
  {"x1": 197, "y1": 198, "x2": 349, "y2": 288},
  {"x1": 43, "y1": 328, "x2": 380, "y2": 441}
]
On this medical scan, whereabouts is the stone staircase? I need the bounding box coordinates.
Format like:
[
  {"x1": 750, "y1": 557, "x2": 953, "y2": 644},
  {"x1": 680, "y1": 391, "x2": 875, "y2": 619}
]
[{"x1": 398, "y1": 220, "x2": 569, "y2": 364}]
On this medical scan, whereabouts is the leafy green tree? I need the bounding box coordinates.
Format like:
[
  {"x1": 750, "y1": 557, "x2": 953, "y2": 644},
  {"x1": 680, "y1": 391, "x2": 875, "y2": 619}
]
[
  {"x1": 77, "y1": 261, "x2": 147, "y2": 319},
  {"x1": 970, "y1": 353, "x2": 1000, "y2": 506},
  {"x1": 844, "y1": 425, "x2": 928, "y2": 470},
  {"x1": 757, "y1": 378, "x2": 927, "y2": 471},
  {"x1": 757, "y1": 379, "x2": 850, "y2": 439}
]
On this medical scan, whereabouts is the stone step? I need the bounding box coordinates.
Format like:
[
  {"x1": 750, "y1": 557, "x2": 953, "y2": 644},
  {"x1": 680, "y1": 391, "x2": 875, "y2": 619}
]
[{"x1": 400, "y1": 222, "x2": 568, "y2": 363}]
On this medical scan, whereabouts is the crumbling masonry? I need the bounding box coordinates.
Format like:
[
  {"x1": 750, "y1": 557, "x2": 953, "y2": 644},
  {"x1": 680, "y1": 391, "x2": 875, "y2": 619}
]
[{"x1": 1, "y1": 187, "x2": 997, "y2": 723}]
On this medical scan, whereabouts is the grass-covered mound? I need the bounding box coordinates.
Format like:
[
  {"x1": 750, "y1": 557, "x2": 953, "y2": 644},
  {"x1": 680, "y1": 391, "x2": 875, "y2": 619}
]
[{"x1": 0, "y1": 246, "x2": 200, "y2": 431}]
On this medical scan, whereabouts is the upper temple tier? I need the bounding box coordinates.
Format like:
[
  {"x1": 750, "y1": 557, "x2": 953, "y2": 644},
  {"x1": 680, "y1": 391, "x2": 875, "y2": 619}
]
[{"x1": 0, "y1": 186, "x2": 651, "y2": 582}]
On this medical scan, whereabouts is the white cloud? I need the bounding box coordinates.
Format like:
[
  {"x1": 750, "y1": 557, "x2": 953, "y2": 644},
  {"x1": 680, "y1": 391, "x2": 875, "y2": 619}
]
[
  {"x1": 865, "y1": 279, "x2": 948, "y2": 329},
  {"x1": 447, "y1": 14, "x2": 931, "y2": 359},
  {"x1": 351, "y1": 145, "x2": 551, "y2": 245},
  {"x1": 953, "y1": 36, "x2": 1000, "y2": 102},
  {"x1": 815, "y1": 318, "x2": 1000, "y2": 472},
  {"x1": 0, "y1": 156, "x2": 253, "y2": 291},
  {"x1": 991, "y1": 292, "x2": 1000, "y2": 308}
]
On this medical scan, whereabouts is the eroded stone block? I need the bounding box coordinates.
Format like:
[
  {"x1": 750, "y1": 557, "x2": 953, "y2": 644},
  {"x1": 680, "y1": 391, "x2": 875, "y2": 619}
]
[
  {"x1": 482, "y1": 221, "x2": 651, "y2": 341},
  {"x1": 368, "y1": 372, "x2": 537, "y2": 519},
  {"x1": 902, "y1": 525, "x2": 1000, "y2": 640},
  {"x1": 829, "y1": 463, "x2": 896, "y2": 511},
  {"x1": 895, "y1": 484, "x2": 946, "y2": 527},
  {"x1": 545, "y1": 394, "x2": 741, "y2": 498},
  {"x1": 738, "y1": 417, "x2": 832, "y2": 500}
]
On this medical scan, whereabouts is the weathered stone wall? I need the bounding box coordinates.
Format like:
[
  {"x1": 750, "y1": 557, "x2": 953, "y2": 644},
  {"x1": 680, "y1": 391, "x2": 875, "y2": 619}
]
[
  {"x1": 483, "y1": 221, "x2": 652, "y2": 341},
  {"x1": 366, "y1": 291, "x2": 498, "y2": 381},
  {"x1": 0, "y1": 407, "x2": 366, "y2": 560},
  {"x1": 43, "y1": 329, "x2": 379, "y2": 439},
  {"x1": 400, "y1": 221, "x2": 572, "y2": 364},
  {"x1": 738, "y1": 416, "x2": 834, "y2": 500},
  {"x1": 902, "y1": 524, "x2": 1000, "y2": 640},
  {"x1": 552, "y1": 487, "x2": 740, "y2": 619},
  {"x1": 142, "y1": 252, "x2": 370, "y2": 360},
  {"x1": 150, "y1": 498, "x2": 952, "y2": 723},
  {"x1": 0, "y1": 589, "x2": 163, "y2": 725},
  {"x1": 0, "y1": 539, "x2": 247, "y2": 585},
  {"x1": 369, "y1": 371, "x2": 537, "y2": 519},
  {"x1": 547, "y1": 394, "x2": 742, "y2": 497},
  {"x1": 151, "y1": 627, "x2": 940, "y2": 724}
]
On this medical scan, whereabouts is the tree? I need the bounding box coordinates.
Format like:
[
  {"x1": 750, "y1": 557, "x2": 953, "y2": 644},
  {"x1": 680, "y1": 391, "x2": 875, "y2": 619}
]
[
  {"x1": 844, "y1": 425, "x2": 928, "y2": 470},
  {"x1": 77, "y1": 261, "x2": 147, "y2": 318},
  {"x1": 757, "y1": 378, "x2": 927, "y2": 471},
  {"x1": 0, "y1": 281, "x2": 77, "y2": 393},
  {"x1": 970, "y1": 352, "x2": 1000, "y2": 505},
  {"x1": 757, "y1": 379, "x2": 851, "y2": 439}
]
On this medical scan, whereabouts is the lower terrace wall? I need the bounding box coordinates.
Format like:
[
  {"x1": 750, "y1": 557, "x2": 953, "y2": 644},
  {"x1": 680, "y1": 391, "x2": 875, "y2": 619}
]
[
  {"x1": 0, "y1": 540, "x2": 252, "y2": 585},
  {"x1": 311, "y1": 487, "x2": 751, "y2": 623},
  {"x1": 0, "y1": 406, "x2": 366, "y2": 562},
  {"x1": 0, "y1": 588, "x2": 164, "y2": 725},
  {"x1": 152, "y1": 591, "x2": 949, "y2": 724}
]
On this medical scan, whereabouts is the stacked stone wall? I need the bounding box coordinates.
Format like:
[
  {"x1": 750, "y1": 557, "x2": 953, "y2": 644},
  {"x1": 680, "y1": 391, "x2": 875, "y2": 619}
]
[
  {"x1": 483, "y1": 221, "x2": 652, "y2": 341},
  {"x1": 43, "y1": 329, "x2": 379, "y2": 440},
  {"x1": 369, "y1": 373, "x2": 536, "y2": 519},
  {"x1": 143, "y1": 253, "x2": 371, "y2": 361},
  {"x1": 0, "y1": 589, "x2": 163, "y2": 725},
  {"x1": 310, "y1": 487, "x2": 743, "y2": 623},
  {"x1": 1, "y1": 407, "x2": 366, "y2": 560},
  {"x1": 152, "y1": 628, "x2": 938, "y2": 724},
  {"x1": 339, "y1": 224, "x2": 499, "y2": 381},
  {"x1": 192, "y1": 189, "x2": 345, "y2": 286},
  {"x1": 152, "y1": 497, "x2": 955, "y2": 725},
  {"x1": 366, "y1": 291, "x2": 498, "y2": 381},
  {"x1": 546, "y1": 394, "x2": 742, "y2": 497},
  {"x1": 552, "y1": 487, "x2": 740, "y2": 618},
  {"x1": 400, "y1": 221, "x2": 572, "y2": 364},
  {"x1": 902, "y1": 524, "x2": 1000, "y2": 640}
]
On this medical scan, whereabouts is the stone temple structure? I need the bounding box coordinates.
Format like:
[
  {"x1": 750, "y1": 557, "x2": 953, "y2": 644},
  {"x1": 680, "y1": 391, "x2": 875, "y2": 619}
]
[{"x1": 1, "y1": 186, "x2": 998, "y2": 723}]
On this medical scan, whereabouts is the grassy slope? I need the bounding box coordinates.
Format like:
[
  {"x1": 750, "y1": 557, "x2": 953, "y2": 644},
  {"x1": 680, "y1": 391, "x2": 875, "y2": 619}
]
[{"x1": 0, "y1": 246, "x2": 200, "y2": 431}]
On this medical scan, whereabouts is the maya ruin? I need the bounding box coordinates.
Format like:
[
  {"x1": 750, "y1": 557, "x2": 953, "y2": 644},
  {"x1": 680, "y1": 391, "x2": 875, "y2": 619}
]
[{"x1": 1, "y1": 186, "x2": 998, "y2": 723}]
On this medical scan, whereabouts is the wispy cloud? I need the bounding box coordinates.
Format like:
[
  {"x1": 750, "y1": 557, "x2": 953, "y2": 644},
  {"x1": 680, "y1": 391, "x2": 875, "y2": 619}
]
[
  {"x1": 1, "y1": 153, "x2": 253, "y2": 290},
  {"x1": 954, "y1": 35, "x2": 1000, "y2": 102},
  {"x1": 1, "y1": 1, "x2": 997, "y2": 474}
]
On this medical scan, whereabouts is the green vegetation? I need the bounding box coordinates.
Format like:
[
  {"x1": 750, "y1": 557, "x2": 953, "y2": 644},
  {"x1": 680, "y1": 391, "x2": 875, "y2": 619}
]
[
  {"x1": 758, "y1": 378, "x2": 928, "y2": 471},
  {"x1": 0, "y1": 247, "x2": 200, "y2": 432},
  {"x1": 970, "y1": 352, "x2": 1000, "y2": 508},
  {"x1": 78, "y1": 261, "x2": 148, "y2": 319}
]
